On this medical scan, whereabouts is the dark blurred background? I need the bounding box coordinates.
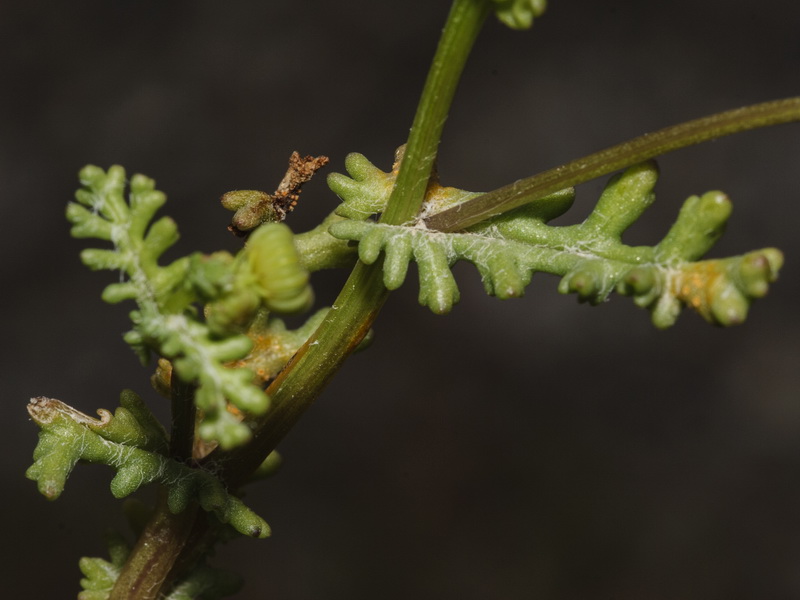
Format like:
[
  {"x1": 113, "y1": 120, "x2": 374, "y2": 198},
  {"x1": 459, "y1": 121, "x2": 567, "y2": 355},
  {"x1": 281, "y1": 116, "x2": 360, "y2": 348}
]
[{"x1": 3, "y1": 1, "x2": 800, "y2": 598}]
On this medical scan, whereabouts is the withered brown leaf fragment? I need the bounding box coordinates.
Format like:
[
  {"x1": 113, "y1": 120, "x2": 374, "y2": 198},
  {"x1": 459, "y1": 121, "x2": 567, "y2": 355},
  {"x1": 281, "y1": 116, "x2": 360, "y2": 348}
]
[
  {"x1": 222, "y1": 152, "x2": 329, "y2": 237},
  {"x1": 274, "y1": 151, "x2": 330, "y2": 213}
]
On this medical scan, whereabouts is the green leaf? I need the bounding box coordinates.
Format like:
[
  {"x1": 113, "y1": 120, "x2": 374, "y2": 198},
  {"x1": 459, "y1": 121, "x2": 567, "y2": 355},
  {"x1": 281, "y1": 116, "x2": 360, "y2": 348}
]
[
  {"x1": 328, "y1": 157, "x2": 782, "y2": 327},
  {"x1": 67, "y1": 166, "x2": 322, "y2": 448},
  {"x1": 244, "y1": 223, "x2": 313, "y2": 314},
  {"x1": 26, "y1": 396, "x2": 270, "y2": 538},
  {"x1": 328, "y1": 147, "x2": 482, "y2": 222},
  {"x1": 329, "y1": 151, "x2": 399, "y2": 220}
]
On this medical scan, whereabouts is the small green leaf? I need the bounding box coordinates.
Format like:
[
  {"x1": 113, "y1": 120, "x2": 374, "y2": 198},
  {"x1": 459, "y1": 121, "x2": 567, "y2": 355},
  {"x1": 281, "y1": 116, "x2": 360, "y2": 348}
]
[
  {"x1": 246, "y1": 223, "x2": 313, "y2": 314},
  {"x1": 329, "y1": 152, "x2": 397, "y2": 220}
]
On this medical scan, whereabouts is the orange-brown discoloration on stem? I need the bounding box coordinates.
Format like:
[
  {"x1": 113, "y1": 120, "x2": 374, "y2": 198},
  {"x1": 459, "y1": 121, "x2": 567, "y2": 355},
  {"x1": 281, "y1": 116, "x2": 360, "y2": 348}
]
[
  {"x1": 344, "y1": 309, "x2": 378, "y2": 354},
  {"x1": 388, "y1": 144, "x2": 479, "y2": 219},
  {"x1": 229, "y1": 331, "x2": 296, "y2": 385}
]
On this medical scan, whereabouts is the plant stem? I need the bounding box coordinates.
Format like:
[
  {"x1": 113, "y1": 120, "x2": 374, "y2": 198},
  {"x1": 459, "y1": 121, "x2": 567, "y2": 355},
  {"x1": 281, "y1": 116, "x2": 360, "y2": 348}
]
[
  {"x1": 109, "y1": 376, "x2": 199, "y2": 598},
  {"x1": 294, "y1": 212, "x2": 358, "y2": 271},
  {"x1": 215, "y1": 0, "x2": 491, "y2": 487},
  {"x1": 101, "y1": 4, "x2": 489, "y2": 596},
  {"x1": 423, "y1": 96, "x2": 800, "y2": 231},
  {"x1": 109, "y1": 490, "x2": 199, "y2": 600},
  {"x1": 380, "y1": 0, "x2": 491, "y2": 226},
  {"x1": 169, "y1": 373, "x2": 196, "y2": 461}
]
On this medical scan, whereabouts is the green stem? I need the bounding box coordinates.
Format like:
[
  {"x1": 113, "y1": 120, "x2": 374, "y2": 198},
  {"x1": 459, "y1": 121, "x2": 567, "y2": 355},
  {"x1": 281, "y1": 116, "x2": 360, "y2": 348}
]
[
  {"x1": 423, "y1": 96, "x2": 800, "y2": 231},
  {"x1": 108, "y1": 376, "x2": 198, "y2": 598},
  {"x1": 215, "y1": 0, "x2": 490, "y2": 486},
  {"x1": 380, "y1": 0, "x2": 491, "y2": 225},
  {"x1": 109, "y1": 490, "x2": 199, "y2": 600}
]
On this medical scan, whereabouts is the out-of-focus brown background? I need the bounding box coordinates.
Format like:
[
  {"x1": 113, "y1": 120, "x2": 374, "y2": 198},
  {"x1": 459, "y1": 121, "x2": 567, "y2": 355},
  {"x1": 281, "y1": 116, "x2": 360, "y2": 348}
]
[{"x1": 3, "y1": 1, "x2": 800, "y2": 598}]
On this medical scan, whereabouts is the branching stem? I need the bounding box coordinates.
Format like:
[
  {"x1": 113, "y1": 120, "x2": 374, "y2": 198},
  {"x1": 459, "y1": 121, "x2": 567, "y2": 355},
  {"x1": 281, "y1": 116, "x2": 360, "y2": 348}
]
[
  {"x1": 423, "y1": 96, "x2": 800, "y2": 231},
  {"x1": 107, "y1": 3, "x2": 490, "y2": 596},
  {"x1": 84, "y1": 7, "x2": 800, "y2": 600},
  {"x1": 215, "y1": 0, "x2": 491, "y2": 486}
]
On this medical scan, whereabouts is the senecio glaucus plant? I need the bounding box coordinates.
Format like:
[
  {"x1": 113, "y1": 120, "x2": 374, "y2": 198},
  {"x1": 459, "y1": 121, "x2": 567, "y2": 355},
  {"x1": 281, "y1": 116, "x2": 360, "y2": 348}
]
[{"x1": 26, "y1": 1, "x2": 798, "y2": 598}]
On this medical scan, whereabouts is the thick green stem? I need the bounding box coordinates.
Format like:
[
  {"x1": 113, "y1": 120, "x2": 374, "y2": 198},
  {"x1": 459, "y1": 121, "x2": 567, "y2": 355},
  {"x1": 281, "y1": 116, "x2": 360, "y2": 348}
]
[
  {"x1": 215, "y1": 0, "x2": 490, "y2": 486},
  {"x1": 424, "y1": 96, "x2": 800, "y2": 231}
]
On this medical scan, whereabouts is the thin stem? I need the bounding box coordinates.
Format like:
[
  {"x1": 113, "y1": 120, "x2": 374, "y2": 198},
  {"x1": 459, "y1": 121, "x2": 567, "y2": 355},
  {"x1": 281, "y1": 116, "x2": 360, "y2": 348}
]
[
  {"x1": 423, "y1": 96, "x2": 800, "y2": 231},
  {"x1": 215, "y1": 0, "x2": 490, "y2": 486},
  {"x1": 169, "y1": 372, "x2": 196, "y2": 461}
]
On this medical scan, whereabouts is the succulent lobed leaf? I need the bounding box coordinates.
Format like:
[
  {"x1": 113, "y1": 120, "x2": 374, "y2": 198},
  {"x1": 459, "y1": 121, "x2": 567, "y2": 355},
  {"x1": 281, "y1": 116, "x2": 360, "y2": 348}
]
[
  {"x1": 329, "y1": 147, "x2": 481, "y2": 223},
  {"x1": 245, "y1": 223, "x2": 314, "y2": 314},
  {"x1": 67, "y1": 166, "x2": 317, "y2": 448},
  {"x1": 26, "y1": 395, "x2": 270, "y2": 539},
  {"x1": 329, "y1": 151, "x2": 402, "y2": 220},
  {"x1": 327, "y1": 154, "x2": 782, "y2": 326}
]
